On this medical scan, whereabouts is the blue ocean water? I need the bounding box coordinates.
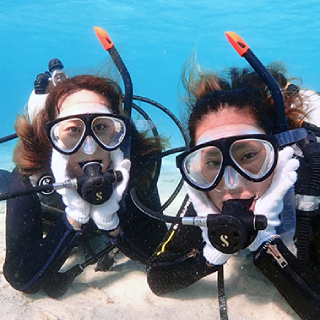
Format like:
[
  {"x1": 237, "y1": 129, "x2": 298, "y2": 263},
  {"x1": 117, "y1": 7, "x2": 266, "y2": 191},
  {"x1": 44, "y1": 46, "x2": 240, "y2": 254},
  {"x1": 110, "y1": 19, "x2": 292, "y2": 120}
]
[
  {"x1": 0, "y1": 3, "x2": 319, "y2": 317},
  {"x1": 0, "y1": 0, "x2": 319, "y2": 148}
]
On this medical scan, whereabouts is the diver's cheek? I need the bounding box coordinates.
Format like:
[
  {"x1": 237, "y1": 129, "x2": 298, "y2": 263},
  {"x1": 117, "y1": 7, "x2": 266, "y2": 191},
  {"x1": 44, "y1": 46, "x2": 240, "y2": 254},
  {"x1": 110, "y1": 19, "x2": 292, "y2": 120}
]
[
  {"x1": 66, "y1": 159, "x2": 84, "y2": 178},
  {"x1": 206, "y1": 189, "x2": 224, "y2": 211},
  {"x1": 101, "y1": 153, "x2": 111, "y2": 172}
]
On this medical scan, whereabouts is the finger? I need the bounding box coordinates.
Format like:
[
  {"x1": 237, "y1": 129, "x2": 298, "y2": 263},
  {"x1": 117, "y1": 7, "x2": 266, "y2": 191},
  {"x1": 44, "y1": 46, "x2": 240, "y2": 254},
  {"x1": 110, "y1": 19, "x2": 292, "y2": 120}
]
[{"x1": 284, "y1": 158, "x2": 300, "y2": 174}]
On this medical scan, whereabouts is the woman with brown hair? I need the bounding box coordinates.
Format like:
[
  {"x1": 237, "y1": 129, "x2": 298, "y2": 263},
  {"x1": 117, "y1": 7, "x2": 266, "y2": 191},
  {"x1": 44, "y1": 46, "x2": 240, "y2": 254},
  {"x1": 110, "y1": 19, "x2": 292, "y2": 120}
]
[{"x1": 3, "y1": 72, "x2": 167, "y2": 297}]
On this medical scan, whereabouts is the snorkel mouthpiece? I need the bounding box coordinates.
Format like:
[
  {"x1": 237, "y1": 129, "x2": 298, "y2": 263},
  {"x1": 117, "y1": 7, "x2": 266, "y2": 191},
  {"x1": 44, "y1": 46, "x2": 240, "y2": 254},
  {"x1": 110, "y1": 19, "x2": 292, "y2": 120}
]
[{"x1": 77, "y1": 162, "x2": 123, "y2": 205}]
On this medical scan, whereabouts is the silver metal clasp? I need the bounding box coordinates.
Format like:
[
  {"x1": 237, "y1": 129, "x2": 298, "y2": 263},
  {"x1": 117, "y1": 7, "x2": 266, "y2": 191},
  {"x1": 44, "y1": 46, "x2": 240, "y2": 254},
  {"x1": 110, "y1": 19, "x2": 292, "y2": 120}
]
[{"x1": 267, "y1": 244, "x2": 288, "y2": 268}]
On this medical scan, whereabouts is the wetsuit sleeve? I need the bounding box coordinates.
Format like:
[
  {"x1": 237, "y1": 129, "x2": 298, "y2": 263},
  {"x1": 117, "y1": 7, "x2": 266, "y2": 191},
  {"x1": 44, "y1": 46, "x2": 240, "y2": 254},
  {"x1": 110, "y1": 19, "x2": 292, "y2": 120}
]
[
  {"x1": 3, "y1": 168, "x2": 80, "y2": 293},
  {"x1": 147, "y1": 196, "x2": 219, "y2": 295}
]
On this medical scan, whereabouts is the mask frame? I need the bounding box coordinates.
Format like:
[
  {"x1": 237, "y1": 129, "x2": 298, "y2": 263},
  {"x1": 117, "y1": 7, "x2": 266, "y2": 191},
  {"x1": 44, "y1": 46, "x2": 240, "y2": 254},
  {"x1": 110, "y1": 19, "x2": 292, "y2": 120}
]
[
  {"x1": 45, "y1": 113, "x2": 129, "y2": 155},
  {"x1": 176, "y1": 133, "x2": 279, "y2": 191}
]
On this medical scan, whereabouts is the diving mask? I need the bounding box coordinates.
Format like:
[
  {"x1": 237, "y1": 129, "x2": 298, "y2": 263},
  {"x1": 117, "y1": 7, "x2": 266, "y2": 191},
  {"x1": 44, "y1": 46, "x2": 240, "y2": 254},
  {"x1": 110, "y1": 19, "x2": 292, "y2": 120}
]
[
  {"x1": 176, "y1": 133, "x2": 279, "y2": 191},
  {"x1": 46, "y1": 113, "x2": 127, "y2": 155}
]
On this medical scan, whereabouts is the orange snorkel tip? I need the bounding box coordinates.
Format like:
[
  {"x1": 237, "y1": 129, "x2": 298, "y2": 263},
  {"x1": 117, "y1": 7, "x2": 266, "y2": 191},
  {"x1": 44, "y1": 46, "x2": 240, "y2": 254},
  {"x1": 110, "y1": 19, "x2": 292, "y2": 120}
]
[
  {"x1": 93, "y1": 26, "x2": 133, "y2": 116},
  {"x1": 225, "y1": 31, "x2": 289, "y2": 134},
  {"x1": 225, "y1": 31, "x2": 249, "y2": 57},
  {"x1": 94, "y1": 26, "x2": 114, "y2": 51}
]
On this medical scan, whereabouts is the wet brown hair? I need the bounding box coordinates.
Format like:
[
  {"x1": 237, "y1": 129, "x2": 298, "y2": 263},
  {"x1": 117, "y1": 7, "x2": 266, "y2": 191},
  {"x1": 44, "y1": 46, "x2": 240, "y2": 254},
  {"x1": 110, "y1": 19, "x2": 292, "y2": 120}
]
[{"x1": 14, "y1": 75, "x2": 164, "y2": 175}]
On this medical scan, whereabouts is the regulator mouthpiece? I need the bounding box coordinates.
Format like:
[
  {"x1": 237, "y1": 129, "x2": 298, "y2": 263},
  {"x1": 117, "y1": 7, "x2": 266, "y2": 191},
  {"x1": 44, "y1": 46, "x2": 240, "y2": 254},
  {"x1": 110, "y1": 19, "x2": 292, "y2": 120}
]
[
  {"x1": 207, "y1": 199, "x2": 267, "y2": 254},
  {"x1": 77, "y1": 161, "x2": 123, "y2": 205}
]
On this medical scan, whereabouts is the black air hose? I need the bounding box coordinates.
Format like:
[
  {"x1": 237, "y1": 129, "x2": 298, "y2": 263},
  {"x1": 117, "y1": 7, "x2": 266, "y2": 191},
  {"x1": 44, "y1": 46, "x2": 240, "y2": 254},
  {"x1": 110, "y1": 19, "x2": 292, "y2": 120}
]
[
  {"x1": 304, "y1": 149, "x2": 320, "y2": 193},
  {"x1": 296, "y1": 210, "x2": 314, "y2": 262},
  {"x1": 296, "y1": 132, "x2": 320, "y2": 262}
]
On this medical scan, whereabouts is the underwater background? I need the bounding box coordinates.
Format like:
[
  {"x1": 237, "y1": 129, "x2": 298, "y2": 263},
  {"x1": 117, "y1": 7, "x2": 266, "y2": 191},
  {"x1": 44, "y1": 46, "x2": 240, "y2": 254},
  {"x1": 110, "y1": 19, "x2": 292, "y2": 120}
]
[
  {"x1": 0, "y1": 0, "x2": 319, "y2": 165},
  {"x1": 0, "y1": 3, "x2": 319, "y2": 318}
]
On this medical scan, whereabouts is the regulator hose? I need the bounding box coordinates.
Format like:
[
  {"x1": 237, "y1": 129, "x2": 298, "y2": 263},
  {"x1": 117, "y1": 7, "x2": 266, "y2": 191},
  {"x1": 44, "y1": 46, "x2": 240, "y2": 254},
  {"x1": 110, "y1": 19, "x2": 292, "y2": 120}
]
[{"x1": 296, "y1": 131, "x2": 320, "y2": 262}]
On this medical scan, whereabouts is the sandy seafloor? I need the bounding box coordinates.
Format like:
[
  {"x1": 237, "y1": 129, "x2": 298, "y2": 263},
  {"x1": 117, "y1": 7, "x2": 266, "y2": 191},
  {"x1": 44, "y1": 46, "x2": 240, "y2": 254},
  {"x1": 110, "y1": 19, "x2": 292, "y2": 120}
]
[{"x1": 0, "y1": 141, "x2": 301, "y2": 320}]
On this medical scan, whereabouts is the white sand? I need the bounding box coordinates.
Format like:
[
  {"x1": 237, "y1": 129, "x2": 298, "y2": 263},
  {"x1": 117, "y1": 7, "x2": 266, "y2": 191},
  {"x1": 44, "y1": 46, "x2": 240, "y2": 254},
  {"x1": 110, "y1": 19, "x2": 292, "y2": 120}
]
[{"x1": 0, "y1": 145, "x2": 300, "y2": 320}]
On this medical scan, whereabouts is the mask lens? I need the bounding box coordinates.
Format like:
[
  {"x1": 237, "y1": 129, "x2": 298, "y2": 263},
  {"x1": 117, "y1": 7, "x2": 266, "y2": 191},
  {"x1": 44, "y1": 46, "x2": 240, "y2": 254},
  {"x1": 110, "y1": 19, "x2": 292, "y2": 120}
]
[
  {"x1": 180, "y1": 136, "x2": 276, "y2": 191},
  {"x1": 91, "y1": 116, "x2": 126, "y2": 149},
  {"x1": 230, "y1": 138, "x2": 275, "y2": 179},
  {"x1": 50, "y1": 118, "x2": 85, "y2": 153},
  {"x1": 49, "y1": 115, "x2": 127, "y2": 154},
  {"x1": 182, "y1": 146, "x2": 223, "y2": 189}
]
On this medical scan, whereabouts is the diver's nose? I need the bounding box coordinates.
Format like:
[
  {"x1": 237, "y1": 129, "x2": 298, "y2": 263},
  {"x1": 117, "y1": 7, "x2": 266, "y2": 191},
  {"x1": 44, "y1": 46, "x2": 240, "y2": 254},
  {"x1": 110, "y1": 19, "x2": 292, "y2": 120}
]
[
  {"x1": 223, "y1": 166, "x2": 240, "y2": 189},
  {"x1": 83, "y1": 136, "x2": 97, "y2": 155}
]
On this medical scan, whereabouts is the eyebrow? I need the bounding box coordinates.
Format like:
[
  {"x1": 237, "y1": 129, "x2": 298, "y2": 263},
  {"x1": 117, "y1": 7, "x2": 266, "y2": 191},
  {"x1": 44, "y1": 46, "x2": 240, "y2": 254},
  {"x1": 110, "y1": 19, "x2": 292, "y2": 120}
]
[{"x1": 201, "y1": 148, "x2": 221, "y2": 157}]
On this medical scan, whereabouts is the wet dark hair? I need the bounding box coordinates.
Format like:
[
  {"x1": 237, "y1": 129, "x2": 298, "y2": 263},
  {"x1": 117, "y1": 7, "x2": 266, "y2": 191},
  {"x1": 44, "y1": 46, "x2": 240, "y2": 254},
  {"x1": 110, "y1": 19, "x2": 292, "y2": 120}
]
[
  {"x1": 182, "y1": 60, "x2": 306, "y2": 146},
  {"x1": 189, "y1": 87, "x2": 275, "y2": 145}
]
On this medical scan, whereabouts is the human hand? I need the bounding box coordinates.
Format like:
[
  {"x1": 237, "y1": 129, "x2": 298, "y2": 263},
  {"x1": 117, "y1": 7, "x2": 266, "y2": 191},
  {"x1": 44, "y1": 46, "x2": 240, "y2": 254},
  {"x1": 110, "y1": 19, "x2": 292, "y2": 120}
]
[
  {"x1": 51, "y1": 149, "x2": 90, "y2": 227},
  {"x1": 90, "y1": 149, "x2": 131, "y2": 231},
  {"x1": 202, "y1": 241, "x2": 232, "y2": 265},
  {"x1": 248, "y1": 146, "x2": 299, "y2": 251},
  {"x1": 184, "y1": 182, "x2": 231, "y2": 265}
]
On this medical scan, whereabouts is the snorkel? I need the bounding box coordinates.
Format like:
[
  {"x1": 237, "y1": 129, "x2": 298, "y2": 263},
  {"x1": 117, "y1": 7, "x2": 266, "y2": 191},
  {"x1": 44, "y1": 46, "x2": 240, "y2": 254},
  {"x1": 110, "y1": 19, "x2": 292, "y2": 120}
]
[
  {"x1": 94, "y1": 27, "x2": 133, "y2": 117},
  {"x1": 225, "y1": 32, "x2": 320, "y2": 263},
  {"x1": 225, "y1": 32, "x2": 288, "y2": 134},
  {"x1": 225, "y1": 32, "x2": 307, "y2": 145},
  {"x1": 225, "y1": 32, "x2": 295, "y2": 250},
  {"x1": 72, "y1": 27, "x2": 134, "y2": 204}
]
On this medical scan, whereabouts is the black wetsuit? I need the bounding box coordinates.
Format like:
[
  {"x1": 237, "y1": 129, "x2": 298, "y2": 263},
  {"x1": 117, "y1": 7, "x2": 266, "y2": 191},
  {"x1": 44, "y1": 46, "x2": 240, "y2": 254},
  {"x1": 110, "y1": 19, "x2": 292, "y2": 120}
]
[
  {"x1": 147, "y1": 161, "x2": 320, "y2": 320},
  {"x1": 4, "y1": 166, "x2": 168, "y2": 295},
  {"x1": 147, "y1": 196, "x2": 219, "y2": 295}
]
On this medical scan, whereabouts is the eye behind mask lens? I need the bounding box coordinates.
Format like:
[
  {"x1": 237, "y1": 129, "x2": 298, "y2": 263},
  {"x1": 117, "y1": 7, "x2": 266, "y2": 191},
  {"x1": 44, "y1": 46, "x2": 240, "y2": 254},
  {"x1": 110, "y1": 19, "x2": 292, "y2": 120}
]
[
  {"x1": 230, "y1": 139, "x2": 275, "y2": 180},
  {"x1": 181, "y1": 138, "x2": 276, "y2": 191},
  {"x1": 49, "y1": 116, "x2": 127, "y2": 154}
]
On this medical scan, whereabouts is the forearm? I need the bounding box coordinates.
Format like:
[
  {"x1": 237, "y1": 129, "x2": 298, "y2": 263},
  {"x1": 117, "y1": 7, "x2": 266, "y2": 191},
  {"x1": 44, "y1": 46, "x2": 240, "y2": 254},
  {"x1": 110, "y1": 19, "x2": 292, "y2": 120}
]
[
  {"x1": 147, "y1": 220, "x2": 219, "y2": 295},
  {"x1": 147, "y1": 248, "x2": 218, "y2": 295},
  {"x1": 4, "y1": 214, "x2": 79, "y2": 293}
]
